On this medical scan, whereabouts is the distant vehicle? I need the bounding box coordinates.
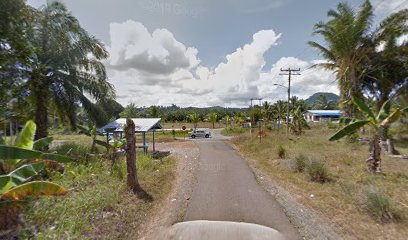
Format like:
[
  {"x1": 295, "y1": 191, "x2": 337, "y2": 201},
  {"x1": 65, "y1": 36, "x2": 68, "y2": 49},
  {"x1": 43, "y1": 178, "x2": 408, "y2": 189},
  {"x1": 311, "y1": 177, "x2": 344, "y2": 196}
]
[{"x1": 188, "y1": 130, "x2": 211, "y2": 138}]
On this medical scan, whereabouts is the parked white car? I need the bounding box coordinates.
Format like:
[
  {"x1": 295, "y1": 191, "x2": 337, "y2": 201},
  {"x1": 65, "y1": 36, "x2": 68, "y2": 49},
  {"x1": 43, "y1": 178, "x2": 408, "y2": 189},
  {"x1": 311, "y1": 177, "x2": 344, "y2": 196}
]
[{"x1": 188, "y1": 130, "x2": 211, "y2": 138}]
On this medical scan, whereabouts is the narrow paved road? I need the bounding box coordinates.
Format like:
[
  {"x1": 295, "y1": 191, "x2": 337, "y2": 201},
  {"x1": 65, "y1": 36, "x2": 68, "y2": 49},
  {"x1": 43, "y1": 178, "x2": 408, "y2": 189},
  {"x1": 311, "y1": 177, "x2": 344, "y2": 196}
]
[{"x1": 182, "y1": 130, "x2": 300, "y2": 240}]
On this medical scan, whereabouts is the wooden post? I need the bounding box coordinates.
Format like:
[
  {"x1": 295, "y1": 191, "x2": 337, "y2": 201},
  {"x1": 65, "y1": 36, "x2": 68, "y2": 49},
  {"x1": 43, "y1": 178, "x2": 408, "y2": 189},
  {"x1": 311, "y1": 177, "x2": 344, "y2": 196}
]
[
  {"x1": 143, "y1": 132, "x2": 146, "y2": 153},
  {"x1": 152, "y1": 130, "x2": 155, "y2": 152},
  {"x1": 124, "y1": 118, "x2": 142, "y2": 193}
]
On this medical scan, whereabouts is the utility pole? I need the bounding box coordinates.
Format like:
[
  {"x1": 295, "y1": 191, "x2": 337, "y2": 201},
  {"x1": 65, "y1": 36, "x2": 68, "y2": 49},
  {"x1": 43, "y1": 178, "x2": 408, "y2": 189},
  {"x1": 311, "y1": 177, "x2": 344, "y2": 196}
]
[{"x1": 279, "y1": 68, "x2": 301, "y2": 137}]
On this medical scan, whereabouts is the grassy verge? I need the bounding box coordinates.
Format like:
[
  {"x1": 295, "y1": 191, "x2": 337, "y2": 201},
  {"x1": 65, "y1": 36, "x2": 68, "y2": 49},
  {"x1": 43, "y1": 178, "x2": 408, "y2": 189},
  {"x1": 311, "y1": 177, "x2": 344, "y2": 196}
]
[
  {"x1": 220, "y1": 126, "x2": 248, "y2": 136},
  {"x1": 231, "y1": 124, "x2": 408, "y2": 239},
  {"x1": 21, "y1": 141, "x2": 176, "y2": 239}
]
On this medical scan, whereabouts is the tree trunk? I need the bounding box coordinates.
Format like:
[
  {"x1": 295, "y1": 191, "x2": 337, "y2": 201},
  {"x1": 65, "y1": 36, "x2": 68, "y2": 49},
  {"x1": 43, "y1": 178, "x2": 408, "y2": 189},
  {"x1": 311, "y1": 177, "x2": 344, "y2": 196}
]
[
  {"x1": 0, "y1": 206, "x2": 23, "y2": 239},
  {"x1": 124, "y1": 118, "x2": 143, "y2": 194},
  {"x1": 34, "y1": 91, "x2": 48, "y2": 140},
  {"x1": 379, "y1": 126, "x2": 400, "y2": 155},
  {"x1": 366, "y1": 134, "x2": 381, "y2": 173}
]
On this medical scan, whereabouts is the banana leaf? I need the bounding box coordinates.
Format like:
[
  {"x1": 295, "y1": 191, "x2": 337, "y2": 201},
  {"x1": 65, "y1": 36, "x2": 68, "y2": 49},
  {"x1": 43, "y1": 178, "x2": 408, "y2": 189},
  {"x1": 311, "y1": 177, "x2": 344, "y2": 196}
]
[
  {"x1": 0, "y1": 146, "x2": 72, "y2": 163},
  {"x1": 329, "y1": 120, "x2": 370, "y2": 141},
  {"x1": 14, "y1": 120, "x2": 36, "y2": 150},
  {"x1": 0, "y1": 163, "x2": 45, "y2": 194},
  {"x1": 380, "y1": 109, "x2": 402, "y2": 127},
  {"x1": 33, "y1": 137, "x2": 54, "y2": 150},
  {"x1": 1, "y1": 181, "x2": 67, "y2": 200},
  {"x1": 352, "y1": 98, "x2": 377, "y2": 125},
  {"x1": 376, "y1": 99, "x2": 391, "y2": 122},
  {"x1": 0, "y1": 145, "x2": 42, "y2": 160}
]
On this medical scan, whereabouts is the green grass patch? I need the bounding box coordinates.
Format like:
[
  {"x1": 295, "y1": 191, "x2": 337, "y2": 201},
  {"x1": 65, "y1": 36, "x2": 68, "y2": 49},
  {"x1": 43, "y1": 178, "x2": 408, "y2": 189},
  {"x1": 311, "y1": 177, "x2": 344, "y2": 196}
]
[
  {"x1": 220, "y1": 126, "x2": 247, "y2": 136},
  {"x1": 21, "y1": 144, "x2": 176, "y2": 239}
]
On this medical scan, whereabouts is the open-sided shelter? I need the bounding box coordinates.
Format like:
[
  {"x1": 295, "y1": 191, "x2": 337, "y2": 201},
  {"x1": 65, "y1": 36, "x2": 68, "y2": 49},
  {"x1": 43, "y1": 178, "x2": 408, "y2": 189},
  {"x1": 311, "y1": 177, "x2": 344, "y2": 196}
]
[{"x1": 98, "y1": 118, "x2": 162, "y2": 153}]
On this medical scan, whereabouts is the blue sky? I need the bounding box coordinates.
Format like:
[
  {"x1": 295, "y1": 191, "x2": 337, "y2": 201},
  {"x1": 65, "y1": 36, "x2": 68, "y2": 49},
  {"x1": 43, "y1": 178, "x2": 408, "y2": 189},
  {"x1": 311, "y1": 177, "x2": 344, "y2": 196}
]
[{"x1": 28, "y1": 0, "x2": 408, "y2": 107}]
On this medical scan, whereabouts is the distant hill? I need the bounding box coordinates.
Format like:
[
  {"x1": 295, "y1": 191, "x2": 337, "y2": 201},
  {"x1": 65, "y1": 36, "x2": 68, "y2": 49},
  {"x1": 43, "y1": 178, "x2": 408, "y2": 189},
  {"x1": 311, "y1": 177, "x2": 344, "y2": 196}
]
[{"x1": 306, "y1": 92, "x2": 340, "y2": 105}]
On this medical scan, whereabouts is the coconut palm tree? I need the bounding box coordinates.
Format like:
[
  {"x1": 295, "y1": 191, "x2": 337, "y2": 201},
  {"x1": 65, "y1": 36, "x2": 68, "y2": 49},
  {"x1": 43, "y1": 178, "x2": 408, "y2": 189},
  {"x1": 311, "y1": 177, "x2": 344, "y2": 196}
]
[
  {"x1": 21, "y1": 2, "x2": 114, "y2": 139},
  {"x1": 188, "y1": 113, "x2": 200, "y2": 130},
  {"x1": 309, "y1": 0, "x2": 373, "y2": 117},
  {"x1": 208, "y1": 112, "x2": 217, "y2": 129}
]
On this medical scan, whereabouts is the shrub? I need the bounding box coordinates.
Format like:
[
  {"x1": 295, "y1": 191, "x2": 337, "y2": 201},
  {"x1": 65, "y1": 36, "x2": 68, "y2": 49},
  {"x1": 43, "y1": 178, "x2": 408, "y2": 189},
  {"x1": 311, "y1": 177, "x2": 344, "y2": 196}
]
[
  {"x1": 277, "y1": 145, "x2": 286, "y2": 159},
  {"x1": 307, "y1": 160, "x2": 329, "y2": 183},
  {"x1": 295, "y1": 154, "x2": 307, "y2": 172},
  {"x1": 364, "y1": 188, "x2": 400, "y2": 223}
]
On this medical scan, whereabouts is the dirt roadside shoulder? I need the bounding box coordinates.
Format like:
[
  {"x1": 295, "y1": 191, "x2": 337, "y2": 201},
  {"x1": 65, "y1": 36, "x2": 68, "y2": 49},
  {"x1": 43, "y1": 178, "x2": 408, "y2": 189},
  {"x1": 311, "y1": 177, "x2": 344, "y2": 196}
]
[
  {"x1": 138, "y1": 141, "x2": 200, "y2": 240},
  {"x1": 228, "y1": 141, "x2": 343, "y2": 240}
]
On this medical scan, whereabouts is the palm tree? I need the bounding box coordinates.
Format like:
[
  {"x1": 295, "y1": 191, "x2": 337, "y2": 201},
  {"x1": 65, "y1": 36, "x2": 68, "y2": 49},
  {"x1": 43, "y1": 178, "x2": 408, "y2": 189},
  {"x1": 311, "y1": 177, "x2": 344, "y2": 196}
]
[
  {"x1": 22, "y1": 2, "x2": 114, "y2": 139},
  {"x1": 309, "y1": 0, "x2": 373, "y2": 117},
  {"x1": 120, "y1": 103, "x2": 138, "y2": 118},
  {"x1": 262, "y1": 101, "x2": 273, "y2": 121},
  {"x1": 361, "y1": 9, "x2": 408, "y2": 154},
  {"x1": 222, "y1": 115, "x2": 231, "y2": 127},
  {"x1": 330, "y1": 98, "x2": 407, "y2": 173},
  {"x1": 272, "y1": 100, "x2": 286, "y2": 128},
  {"x1": 188, "y1": 112, "x2": 200, "y2": 130},
  {"x1": 208, "y1": 112, "x2": 217, "y2": 129}
]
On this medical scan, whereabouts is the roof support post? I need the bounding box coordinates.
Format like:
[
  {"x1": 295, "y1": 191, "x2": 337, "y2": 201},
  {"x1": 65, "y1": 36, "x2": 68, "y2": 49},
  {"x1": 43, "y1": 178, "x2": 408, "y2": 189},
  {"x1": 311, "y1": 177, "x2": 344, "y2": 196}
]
[
  {"x1": 153, "y1": 130, "x2": 155, "y2": 152},
  {"x1": 143, "y1": 132, "x2": 146, "y2": 154}
]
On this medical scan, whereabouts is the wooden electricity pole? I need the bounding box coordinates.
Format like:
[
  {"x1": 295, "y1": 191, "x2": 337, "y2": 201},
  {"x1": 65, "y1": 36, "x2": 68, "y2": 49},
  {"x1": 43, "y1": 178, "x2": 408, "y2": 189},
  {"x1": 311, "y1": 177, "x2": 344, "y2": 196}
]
[{"x1": 279, "y1": 68, "x2": 301, "y2": 137}]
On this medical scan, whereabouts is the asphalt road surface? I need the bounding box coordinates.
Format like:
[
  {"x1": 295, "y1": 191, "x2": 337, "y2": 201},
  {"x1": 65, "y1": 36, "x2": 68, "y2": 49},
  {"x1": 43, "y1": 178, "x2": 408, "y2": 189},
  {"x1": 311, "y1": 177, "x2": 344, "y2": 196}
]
[{"x1": 181, "y1": 129, "x2": 300, "y2": 240}]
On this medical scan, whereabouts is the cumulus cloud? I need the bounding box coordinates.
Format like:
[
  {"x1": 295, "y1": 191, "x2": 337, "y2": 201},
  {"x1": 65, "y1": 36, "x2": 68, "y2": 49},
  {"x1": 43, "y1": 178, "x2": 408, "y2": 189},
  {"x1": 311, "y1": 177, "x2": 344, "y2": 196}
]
[
  {"x1": 372, "y1": 0, "x2": 408, "y2": 17},
  {"x1": 106, "y1": 20, "x2": 337, "y2": 107},
  {"x1": 107, "y1": 20, "x2": 200, "y2": 75}
]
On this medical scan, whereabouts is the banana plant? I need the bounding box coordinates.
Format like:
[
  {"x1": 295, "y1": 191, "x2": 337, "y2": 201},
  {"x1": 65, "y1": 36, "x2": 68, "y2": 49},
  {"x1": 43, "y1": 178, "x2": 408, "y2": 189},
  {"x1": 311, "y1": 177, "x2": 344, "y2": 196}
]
[
  {"x1": 330, "y1": 98, "x2": 407, "y2": 173},
  {"x1": 0, "y1": 121, "x2": 70, "y2": 205},
  {"x1": 0, "y1": 121, "x2": 71, "y2": 174}
]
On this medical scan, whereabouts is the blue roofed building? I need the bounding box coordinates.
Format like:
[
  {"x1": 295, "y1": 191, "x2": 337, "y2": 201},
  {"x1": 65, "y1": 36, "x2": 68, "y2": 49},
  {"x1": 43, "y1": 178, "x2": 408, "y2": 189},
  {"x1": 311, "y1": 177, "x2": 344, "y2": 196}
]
[{"x1": 304, "y1": 110, "x2": 342, "y2": 123}]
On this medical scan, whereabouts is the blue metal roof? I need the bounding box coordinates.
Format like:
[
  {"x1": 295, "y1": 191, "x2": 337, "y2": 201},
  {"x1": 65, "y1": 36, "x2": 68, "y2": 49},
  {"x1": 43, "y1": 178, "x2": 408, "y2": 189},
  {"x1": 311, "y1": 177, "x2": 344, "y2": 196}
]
[
  {"x1": 306, "y1": 110, "x2": 342, "y2": 117},
  {"x1": 98, "y1": 118, "x2": 161, "y2": 133}
]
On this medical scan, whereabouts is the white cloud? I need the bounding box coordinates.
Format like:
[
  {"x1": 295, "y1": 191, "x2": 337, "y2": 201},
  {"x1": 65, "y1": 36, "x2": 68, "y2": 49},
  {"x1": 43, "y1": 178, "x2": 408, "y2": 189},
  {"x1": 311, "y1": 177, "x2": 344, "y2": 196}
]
[
  {"x1": 372, "y1": 0, "x2": 408, "y2": 17},
  {"x1": 257, "y1": 57, "x2": 338, "y2": 103},
  {"x1": 106, "y1": 21, "x2": 338, "y2": 107}
]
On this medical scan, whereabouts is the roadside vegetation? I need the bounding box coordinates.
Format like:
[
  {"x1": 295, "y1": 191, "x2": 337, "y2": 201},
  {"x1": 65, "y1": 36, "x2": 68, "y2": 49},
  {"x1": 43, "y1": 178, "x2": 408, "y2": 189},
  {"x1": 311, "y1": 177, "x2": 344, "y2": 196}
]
[{"x1": 229, "y1": 124, "x2": 408, "y2": 239}]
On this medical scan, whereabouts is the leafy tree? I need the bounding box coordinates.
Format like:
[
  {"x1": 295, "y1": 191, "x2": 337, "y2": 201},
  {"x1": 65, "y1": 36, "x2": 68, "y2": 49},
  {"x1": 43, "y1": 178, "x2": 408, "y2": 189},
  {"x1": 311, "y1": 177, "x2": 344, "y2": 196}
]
[
  {"x1": 120, "y1": 103, "x2": 138, "y2": 118},
  {"x1": 290, "y1": 107, "x2": 310, "y2": 135},
  {"x1": 16, "y1": 2, "x2": 115, "y2": 139},
  {"x1": 222, "y1": 115, "x2": 231, "y2": 127},
  {"x1": 188, "y1": 113, "x2": 200, "y2": 129},
  {"x1": 309, "y1": 0, "x2": 373, "y2": 116},
  {"x1": 330, "y1": 98, "x2": 407, "y2": 173},
  {"x1": 272, "y1": 100, "x2": 286, "y2": 127},
  {"x1": 209, "y1": 112, "x2": 217, "y2": 129},
  {"x1": 262, "y1": 101, "x2": 274, "y2": 121},
  {"x1": 310, "y1": 1, "x2": 408, "y2": 118},
  {"x1": 148, "y1": 106, "x2": 160, "y2": 118}
]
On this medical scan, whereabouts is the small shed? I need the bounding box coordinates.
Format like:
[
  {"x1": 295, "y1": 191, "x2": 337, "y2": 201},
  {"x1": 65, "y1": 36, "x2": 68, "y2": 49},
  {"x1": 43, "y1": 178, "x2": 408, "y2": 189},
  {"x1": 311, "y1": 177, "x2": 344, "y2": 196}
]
[
  {"x1": 305, "y1": 110, "x2": 342, "y2": 123},
  {"x1": 98, "y1": 118, "x2": 162, "y2": 153}
]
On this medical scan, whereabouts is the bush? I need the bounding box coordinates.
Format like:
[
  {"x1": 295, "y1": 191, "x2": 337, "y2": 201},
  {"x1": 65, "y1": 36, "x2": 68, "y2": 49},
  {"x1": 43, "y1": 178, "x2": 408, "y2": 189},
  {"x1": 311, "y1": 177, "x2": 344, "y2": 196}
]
[
  {"x1": 364, "y1": 188, "x2": 401, "y2": 223},
  {"x1": 307, "y1": 160, "x2": 329, "y2": 183},
  {"x1": 277, "y1": 145, "x2": 286, "y2": 159},
  {"x1": 295, "y1": 154, "x2": 307, "y2": 172}
]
